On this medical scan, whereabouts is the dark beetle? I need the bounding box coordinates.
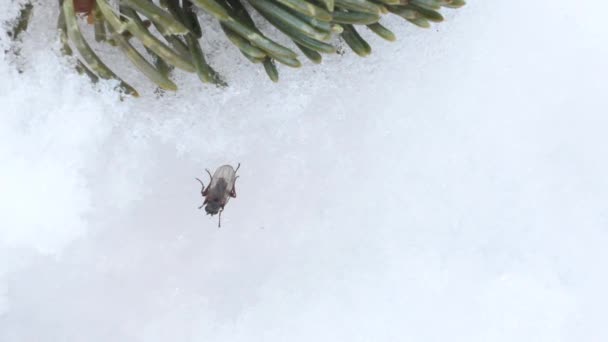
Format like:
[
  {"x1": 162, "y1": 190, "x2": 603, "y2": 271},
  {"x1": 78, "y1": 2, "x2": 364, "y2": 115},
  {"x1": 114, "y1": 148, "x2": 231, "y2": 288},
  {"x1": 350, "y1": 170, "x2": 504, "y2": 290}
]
[{"x1": 196, "y1": 163, "x2": 240, "y2": 227}]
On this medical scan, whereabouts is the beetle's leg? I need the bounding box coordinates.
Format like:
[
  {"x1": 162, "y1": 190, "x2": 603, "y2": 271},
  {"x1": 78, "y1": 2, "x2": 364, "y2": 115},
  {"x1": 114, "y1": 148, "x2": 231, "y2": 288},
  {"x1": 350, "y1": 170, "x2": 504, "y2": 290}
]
[
  {"x1": 230, "y1": 176, "x2": 239, "y2": 198},
  {"x1": 205, "y1": 169, "x2": 213, "y2": 182},
  {"x1": 218, "y1": 208, "x2": 223, "y2": 228},
  {"x1": 195, "y1": 178, "x2": 206, "y2": 196},
  {"x1": 202, "y1": 169, "x2": 212, "y2": 196}
]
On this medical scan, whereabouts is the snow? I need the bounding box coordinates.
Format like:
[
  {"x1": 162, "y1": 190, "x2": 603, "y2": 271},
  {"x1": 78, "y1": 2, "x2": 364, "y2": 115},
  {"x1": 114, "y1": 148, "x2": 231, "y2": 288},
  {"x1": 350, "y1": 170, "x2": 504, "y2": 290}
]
[{"x1": 1, "y1": 0, "x2": 607, "y2": 341}]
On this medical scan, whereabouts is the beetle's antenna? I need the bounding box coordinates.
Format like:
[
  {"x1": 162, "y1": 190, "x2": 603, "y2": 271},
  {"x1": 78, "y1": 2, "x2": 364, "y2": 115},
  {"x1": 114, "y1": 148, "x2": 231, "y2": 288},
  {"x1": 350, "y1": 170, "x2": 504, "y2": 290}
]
[
  {"x1": 195, "y1": 177, "x2": 205, "y2": 196},
  {"x1": 235, "y1": 163, "x2": 241, "y2": 173}
]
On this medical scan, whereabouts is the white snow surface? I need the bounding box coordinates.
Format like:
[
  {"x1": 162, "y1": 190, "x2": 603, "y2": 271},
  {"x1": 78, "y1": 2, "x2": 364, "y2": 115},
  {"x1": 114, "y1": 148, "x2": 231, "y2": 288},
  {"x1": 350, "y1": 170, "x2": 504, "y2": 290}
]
[{"x1": 1, "y1": 0, "x2": 607, "y2": 341}]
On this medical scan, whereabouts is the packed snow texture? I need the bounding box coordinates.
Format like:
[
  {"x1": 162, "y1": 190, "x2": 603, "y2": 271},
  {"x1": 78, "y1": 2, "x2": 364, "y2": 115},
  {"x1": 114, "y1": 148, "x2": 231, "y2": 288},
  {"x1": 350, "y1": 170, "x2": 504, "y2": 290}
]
[{"x1": 1, "y1": 0, "x2": 607, "y2": 341}]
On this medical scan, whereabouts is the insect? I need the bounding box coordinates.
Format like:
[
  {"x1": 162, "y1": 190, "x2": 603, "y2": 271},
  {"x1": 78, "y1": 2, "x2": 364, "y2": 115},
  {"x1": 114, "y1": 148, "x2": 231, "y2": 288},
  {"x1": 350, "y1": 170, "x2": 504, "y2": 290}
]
[
  {"x1": 73, "y1": 0, "x2": 96, "y2": 24},
  {"x1": 73, "y1": 0, "x2": 96, "y2": 14},
  {"x1": 196, "y1": 163, "x2": 240, "y2": 227}
]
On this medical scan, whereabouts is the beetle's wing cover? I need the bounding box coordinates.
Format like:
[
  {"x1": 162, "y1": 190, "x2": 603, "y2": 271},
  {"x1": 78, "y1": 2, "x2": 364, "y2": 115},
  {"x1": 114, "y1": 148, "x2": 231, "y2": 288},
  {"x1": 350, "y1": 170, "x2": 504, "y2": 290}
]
[{"x1": 211, "y1": 165, "x2": 236, "y2": 190}]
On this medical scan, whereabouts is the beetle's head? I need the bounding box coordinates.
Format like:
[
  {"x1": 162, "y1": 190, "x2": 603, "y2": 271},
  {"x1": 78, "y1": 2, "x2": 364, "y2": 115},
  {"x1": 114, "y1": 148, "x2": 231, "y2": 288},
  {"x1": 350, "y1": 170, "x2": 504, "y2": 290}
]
[{"x1": 204, "y1": 197, "x2": 223, "y2": 216}]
